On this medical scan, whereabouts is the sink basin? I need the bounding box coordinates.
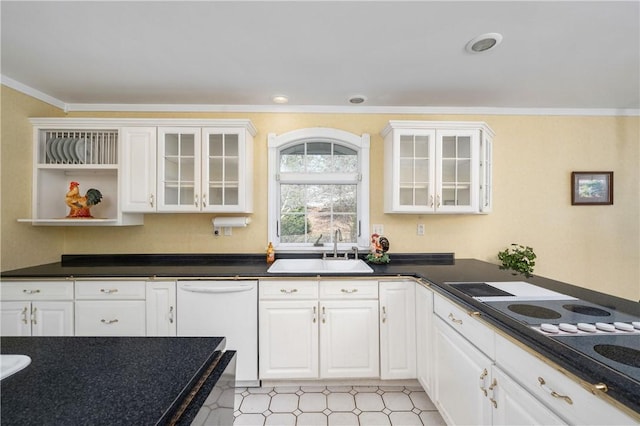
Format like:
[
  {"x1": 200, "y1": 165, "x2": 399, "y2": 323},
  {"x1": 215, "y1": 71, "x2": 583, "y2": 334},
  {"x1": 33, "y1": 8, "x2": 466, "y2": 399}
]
[
  {"x1": 268, "y1": 258, "x2": 373, "y2": 274},
  {"x1": 0, "y1": 354, "x2": 32, "y2": 380}
]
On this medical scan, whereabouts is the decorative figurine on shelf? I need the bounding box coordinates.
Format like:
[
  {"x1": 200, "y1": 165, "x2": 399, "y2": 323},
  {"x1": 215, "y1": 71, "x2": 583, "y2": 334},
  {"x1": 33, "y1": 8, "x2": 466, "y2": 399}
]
[
  {"x1": 65, "y1": 181, "x2": 103, "y2": 218},
  {"x1": 366, "y1": 233, "x2": 390, "y2": 264}
]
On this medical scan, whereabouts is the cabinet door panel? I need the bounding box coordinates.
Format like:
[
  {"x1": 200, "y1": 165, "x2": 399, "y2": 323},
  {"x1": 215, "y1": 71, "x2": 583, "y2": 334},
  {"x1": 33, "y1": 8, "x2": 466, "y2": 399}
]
[
  {"x1": 380, "y1": 281, "x2": 416, "y2": 379},
  {"x1": 259, "y1": 300, "x2": 318, "y2": 379},
  {"x1": 416, "y1": 285, "x2": 434, "y2": 397},
  {"x1": 32, "y1": 301, "x2": 74, "y2": 336},
  {"x1": 434, "y1": 316, "x2": 492, "y2": 426},
  {"x1": 120, "y1": 127, "x2": 157, "y2": 212},
  {"x1": 146, "y1": 282, "x2": 176, "y2": 336},
  {"x1": 75, "y1": 301, "x2": 145, "y2": 336},
  {"x1": 320, "y1": 300, "x2": 379, "y2": 378},
  {"x1": 1, "y1": 301, "x2": 31, "y2": 336}
]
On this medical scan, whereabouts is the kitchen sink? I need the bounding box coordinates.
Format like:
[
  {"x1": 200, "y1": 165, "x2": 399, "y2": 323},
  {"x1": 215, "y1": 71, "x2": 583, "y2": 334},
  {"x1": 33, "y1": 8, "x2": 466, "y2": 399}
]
[
  {"x1": 267, "y1": 258, "x2": 373, "y2": 274},
  {"x1": 1, "y1": 354, "x2": 31, "y2": 380}
]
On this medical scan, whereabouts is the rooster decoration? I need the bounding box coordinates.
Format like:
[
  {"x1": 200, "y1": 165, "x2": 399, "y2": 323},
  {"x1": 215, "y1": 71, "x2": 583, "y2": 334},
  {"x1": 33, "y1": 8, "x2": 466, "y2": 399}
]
[{"x1": 65, "y1": 181, "x2": 103, "y2": 218}]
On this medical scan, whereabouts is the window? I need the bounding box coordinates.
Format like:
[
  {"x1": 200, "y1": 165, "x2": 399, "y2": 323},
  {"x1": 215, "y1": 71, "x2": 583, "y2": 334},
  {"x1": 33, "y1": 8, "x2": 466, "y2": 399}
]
[{"x1": 268, "y1": 128, "x2": 370, "y2": 251}]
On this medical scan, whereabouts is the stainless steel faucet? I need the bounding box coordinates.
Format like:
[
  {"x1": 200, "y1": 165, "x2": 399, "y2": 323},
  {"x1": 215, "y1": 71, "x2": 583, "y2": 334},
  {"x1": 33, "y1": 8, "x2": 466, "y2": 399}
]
[{"x1": 332, "y1": 229, "x2": 342, "y2": 258}]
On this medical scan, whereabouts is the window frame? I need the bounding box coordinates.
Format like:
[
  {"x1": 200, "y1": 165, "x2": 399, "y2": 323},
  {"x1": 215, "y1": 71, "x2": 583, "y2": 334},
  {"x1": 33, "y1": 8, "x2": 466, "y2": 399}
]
[{"x1": 268, "y1": 128, "x2": 370, "y2": 252}]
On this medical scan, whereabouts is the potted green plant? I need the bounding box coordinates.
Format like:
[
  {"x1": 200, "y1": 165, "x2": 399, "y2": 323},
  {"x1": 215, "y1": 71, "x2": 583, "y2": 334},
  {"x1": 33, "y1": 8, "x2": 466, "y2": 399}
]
[{"x1": 497, "y1": 243, "x2": 536, "y2": 278}]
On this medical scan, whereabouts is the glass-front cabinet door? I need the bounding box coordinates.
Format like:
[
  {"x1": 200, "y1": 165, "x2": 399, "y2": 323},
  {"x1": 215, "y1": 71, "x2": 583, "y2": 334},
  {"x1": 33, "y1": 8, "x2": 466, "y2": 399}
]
[
  {"x1": 202, "y1": 128, "x2": 244, "y2": 212},
  {"x1": 436, "y1": 129, "x2": 479, "y2": 213},
  {"x1": 157, "y1": 127, "x2": 201, "y2": 212},
  {"x1": 397, "y1": 130, "x2": 436, "y2": 212}
]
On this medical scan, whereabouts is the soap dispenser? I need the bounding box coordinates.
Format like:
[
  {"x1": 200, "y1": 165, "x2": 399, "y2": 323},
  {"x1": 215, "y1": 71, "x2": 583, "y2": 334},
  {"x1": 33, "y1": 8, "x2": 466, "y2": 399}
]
[{"x1": 266, "y1": 242, "x2": 275, "y2": 264}]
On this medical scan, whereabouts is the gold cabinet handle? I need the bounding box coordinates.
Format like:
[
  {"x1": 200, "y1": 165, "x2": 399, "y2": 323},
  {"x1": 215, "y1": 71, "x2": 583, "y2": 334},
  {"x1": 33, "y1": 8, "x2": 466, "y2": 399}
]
[
  {"x1": 21, "y1": 306, "x2": 29, "y2": 324},
  {"x1": 101, "y1": 319, "x2": 119, "y2": 325},
  {"x1": 538, "y1": 377, "x2": 573, "y2": 405},
  {"x1": 22, "y1": 289, "x2": 41, "y2": 294},
  {"x1": 448, "y1": 312, "x2": 463, "y2": 325},
  {"x1": 489, "y1": 378, "x2": 498, "y2": 408},
  {"x1": 100, "y1": 288, "x2": 119, "y2": 294},
  {"x1": 479, "y1": 368, "x2": 488, "y2": 396},
  {"x1": 280, "y1": 288, "x2": 298, "y2": 294}
]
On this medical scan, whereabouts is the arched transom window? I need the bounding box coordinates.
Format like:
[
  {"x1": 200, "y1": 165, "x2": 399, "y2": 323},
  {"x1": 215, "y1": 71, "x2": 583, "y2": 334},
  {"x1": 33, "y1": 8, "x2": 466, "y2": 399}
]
[{"x1": 268, "y1": 128, "x2": 370, "y2": 251}]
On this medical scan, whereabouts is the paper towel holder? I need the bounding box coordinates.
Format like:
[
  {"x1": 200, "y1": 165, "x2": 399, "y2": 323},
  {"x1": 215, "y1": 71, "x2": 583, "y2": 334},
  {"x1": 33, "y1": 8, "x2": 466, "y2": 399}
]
[{"x1": 212, "y1": 216, "x2": 251, "y2": 236}]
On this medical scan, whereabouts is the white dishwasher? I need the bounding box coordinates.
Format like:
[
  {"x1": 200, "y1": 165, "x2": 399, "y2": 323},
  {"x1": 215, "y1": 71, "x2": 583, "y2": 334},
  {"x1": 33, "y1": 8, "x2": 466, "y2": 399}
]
[{"x1": 177, "y1": 280, "x2": 258, "y2": 387}]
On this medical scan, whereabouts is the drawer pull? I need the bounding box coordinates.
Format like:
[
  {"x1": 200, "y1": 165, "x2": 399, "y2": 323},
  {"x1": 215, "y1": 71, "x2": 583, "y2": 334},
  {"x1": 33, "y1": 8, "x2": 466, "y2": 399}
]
[
  {"x1": 31, "y1": 307, "x2": 37, "y2": 325},
  {"x1": 448, "y1": 312, "x2": 463, "y2": 325},
  {"x1": 101, "y1": 319, "x2": 119, "y2": 325},
  {"x1": 313, "y1": 306, "x2": 317, "y2": 323},
  {"x1": 169, "y1": 306, "x2": 174, "y2": 324},
  {"x1": 100, "y1": 288, "x2": 119, "y2": 294},
  {"x1": 22, "y1": 289, "x2": 41, "y2": 294},
  {"x1": 149, "y1": 194, "x2": 155, "y2": 208},
  {"x1": 538, "y1": 377, "x2": 573, "y2": 405},
  {"x1": 280, "y1": 288, "x2": 298, "y2": 294},
  {"x1": 21, "y1": 307, "x2": 29, "y2": 324},
  {"x1": 322, "y1": 306, "x2": 326, "y2": 324},
  {"x1": 479, "y1": 368, "x2": 488, "y2": 396},
  {"x1": 340, "y1": 288, "x2": 358, "y2": 294},
  {"x1": 382, "y1": 306, "x2": 387, "y2": 323}
]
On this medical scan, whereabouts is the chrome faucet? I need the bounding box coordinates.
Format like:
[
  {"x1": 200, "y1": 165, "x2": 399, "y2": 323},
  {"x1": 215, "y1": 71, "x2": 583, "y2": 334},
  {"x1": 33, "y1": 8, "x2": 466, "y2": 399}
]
[{"x1": 332, "y1": 229, "x2": 342, "y2": 258}]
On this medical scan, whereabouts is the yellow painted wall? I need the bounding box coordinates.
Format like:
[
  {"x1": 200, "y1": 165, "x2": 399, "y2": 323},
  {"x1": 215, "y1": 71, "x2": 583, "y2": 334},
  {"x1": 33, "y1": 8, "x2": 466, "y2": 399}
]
[{"x1": 2, "y1": 86, "x2": 638, "y2": 301}]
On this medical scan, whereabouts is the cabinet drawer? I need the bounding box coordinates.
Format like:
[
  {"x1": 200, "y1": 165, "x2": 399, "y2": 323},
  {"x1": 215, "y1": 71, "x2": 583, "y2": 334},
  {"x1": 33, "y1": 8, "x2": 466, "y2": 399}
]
[
  {"x1": 434, "y1": 293, "x2": 495, "y2": 358},
  {"x1": 319, "y1": 280, "x2": 378, "y2": 299},
  {"x1": 259, "y1": 280, "x2": 318, "y2": 299},
  {"x1": 495, "y1": 333, "x2": 637, "y2": 425},
  {"x1": 1, "y1": 281, "x2": 73, "y2": 301},
  {"x1": 75, "y1": 301, "x2": 145, "y2": 336},
  {"x1": 75, "y1": 280, "x2": 146, "y2": 300}
]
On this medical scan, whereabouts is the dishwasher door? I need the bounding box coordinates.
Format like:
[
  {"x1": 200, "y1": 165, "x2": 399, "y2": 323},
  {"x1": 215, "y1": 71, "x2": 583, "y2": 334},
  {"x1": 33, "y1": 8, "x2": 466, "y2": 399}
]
[{"x1": 177, "y1": 281, "x2": 258, "y2": 386}]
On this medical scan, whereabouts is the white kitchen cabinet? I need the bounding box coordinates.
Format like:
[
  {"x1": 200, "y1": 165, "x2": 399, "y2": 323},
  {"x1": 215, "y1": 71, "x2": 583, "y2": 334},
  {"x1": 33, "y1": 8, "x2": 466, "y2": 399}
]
[
  {"x1": 1, "y1": 301, "x2": 73, "y2": 336},
  {"x1": 434, "y1": 315, "x2": 493, "y2": 426},
  {"x1": 145, "y1": 281, "x2": 176, "y2": 336},
  {"x1": 74, "y1": 280, "x2": 146, "y2": 336},
  {"x1": 381, "y1": 120, "x2": 494, "y2": 214},
  {"x1": 157, "y1": 125, "x2": 254, "y2": 213},
  {"x1": 490, "y1": 366, "x2": 565, "y2": 426},
  {"x1": 320, "y1": 299, "x2": 379, "y2": 378},
  {"x1": 415, "y1": 283, "x2": 435, "y2": 397},
  {"x1": 120, "y1": 127, "x2": 157, "y2": 212},
  {"x1": 495, "y1": 332, "x2": 637, "y2": 426},
  {"x1": 259, "y1": 301, "x2": 320, "y2": 379},
  {"x1": 380, "y1": 280, "x2": 416, "y2": 379},
  {"x1": 259, "y1": 279, "x2": 379, "y2": 380},
  {"x1": 0, "y1": 281, "x2": 74, "y2": 336}
]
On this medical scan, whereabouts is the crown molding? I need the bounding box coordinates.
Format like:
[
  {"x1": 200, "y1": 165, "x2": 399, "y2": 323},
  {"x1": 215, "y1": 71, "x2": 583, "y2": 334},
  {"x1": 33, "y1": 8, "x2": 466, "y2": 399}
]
[{"x1": 3, "y1": 76, "x2": 638, "y2": 117}]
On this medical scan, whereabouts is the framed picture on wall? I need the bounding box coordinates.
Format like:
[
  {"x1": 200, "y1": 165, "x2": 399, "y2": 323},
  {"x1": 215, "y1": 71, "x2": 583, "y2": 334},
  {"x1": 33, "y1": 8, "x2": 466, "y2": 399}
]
[{"x1": 571, "y1": 171, "x2": 613, "y2": 205}]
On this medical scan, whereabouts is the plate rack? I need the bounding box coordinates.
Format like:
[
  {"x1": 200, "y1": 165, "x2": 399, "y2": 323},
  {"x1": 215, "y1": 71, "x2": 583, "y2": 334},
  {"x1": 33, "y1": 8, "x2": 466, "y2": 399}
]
[{"x1": 39, "y1": 129, "x2": 118, "y2": 165}]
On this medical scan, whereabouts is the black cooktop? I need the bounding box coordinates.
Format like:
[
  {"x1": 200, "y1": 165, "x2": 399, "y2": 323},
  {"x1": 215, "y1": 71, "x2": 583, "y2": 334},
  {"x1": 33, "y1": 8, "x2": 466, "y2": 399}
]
[{"x1": 448, "y1": 282, "x2": 515, "y2": 298}]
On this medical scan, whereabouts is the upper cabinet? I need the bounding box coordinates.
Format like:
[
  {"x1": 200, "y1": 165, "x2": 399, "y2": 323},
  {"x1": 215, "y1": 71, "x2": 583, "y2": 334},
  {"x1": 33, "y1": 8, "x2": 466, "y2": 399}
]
[
  {"x1": 23, "y1": 118, "x2": 256, "y2": 226},
  {"x1": 381, "y1": 121, "x2": 494, "y2": 214}
]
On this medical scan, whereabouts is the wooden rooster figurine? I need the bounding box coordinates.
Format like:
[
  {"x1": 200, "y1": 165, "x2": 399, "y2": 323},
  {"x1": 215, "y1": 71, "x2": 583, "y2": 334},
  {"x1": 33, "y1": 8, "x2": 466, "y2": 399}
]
[{"x1": 65, "y1": 181, "x2": 103, "y2": 218}]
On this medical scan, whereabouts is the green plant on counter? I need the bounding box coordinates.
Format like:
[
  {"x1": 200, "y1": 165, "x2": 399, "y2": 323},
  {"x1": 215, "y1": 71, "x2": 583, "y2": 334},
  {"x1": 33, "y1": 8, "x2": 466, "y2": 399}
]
[{"x1": 498, "y1": 244, "x2": 536, "y2": 278}]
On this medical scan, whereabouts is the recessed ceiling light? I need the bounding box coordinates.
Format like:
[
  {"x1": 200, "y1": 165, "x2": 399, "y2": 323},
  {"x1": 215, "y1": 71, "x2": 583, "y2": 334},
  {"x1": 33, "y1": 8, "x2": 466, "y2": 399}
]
[
  {"x1": 272, "y1": 95, "x2": 289, "y2": 104},
  {"x1": 466, "y1": 33, "x2": 503, "y2": 53},
  {"x1": 348, "y1": 95, "x2": 367, "y2": 104}
]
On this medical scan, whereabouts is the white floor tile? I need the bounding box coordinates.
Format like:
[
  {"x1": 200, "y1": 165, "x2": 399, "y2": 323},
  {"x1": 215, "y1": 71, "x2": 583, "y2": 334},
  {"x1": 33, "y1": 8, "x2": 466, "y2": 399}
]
[
  {"x1": 389, "y1": 411, "x2": 423, "y2": 425},
  {"x1": 269, "y1": 393, "x2": 299, "y2": 413},
  {"x1": 240, "y1": 394, "x2": 271, "y2": 414},
  {"x1": 358, "y1": 411, "x2": 392, "y2": 426},
  {"x1": 234, "y1": 413, "x2": 265, "y2": 426},
  {"x1": 355, "y1": 392, "x2": 385, "y2": 411},
  {"x1": 409, "y1": 391, "x2": 437, "y2": 411},
  {"x1": 419, "y1": 410, "x2": 447, "y2": 425},
  {"x1": 299, "y1": 392, "x2": 328, "y2": 412},
  {"x1": 381, "y1": 391, "x2": 414, "y2": 411},
  {"x1": 297, "y1": 412, "x2": 329, "y2": 426},
  {"x1": 327, "y1": 392, "x2": 356, "y2": 412},
  {"x1": 328, "y1": 412, "x2": 359, "y2": 426},
  {"x1": 264, "y1": 412, "x2": 296, "y2": 426}
]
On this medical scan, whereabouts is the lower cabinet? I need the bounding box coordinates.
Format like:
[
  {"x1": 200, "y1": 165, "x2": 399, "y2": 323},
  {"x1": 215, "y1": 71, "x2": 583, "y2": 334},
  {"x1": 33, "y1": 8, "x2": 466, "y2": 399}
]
[
  {"x1": 434, "y1": 315, "x2": 493, "y2": 426},
  {"x1": 1, "y1": 301, "x2": 73, "y2": 336},
  {"x1": 145, "y1": 281, "x2": 176, "y2": 336},
  {"x1": 415, "y1": 283, "x2": 435, "y2": 396},
  {"x1": 259, "y1": 280, "x2": 379, "y2": 380},
  {"x1": 380, "y1": 280, "x2": 416, "y2": 379},
  {"x1": 74, "y1": 280, "x2": 146, "y2": 336}
]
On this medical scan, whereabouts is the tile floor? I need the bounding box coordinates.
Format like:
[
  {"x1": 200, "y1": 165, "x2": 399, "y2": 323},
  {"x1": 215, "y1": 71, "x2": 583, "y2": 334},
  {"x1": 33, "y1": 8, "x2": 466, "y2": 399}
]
[{"x1": 233, "y1": 382, "x2": 446, "y2": 426}]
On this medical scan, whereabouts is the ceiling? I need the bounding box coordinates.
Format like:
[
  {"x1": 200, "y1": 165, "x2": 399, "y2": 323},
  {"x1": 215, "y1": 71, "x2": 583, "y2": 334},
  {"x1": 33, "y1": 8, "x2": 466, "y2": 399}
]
[{"x1": 1, "y1": 1, "x2": 639, "y2": 113}]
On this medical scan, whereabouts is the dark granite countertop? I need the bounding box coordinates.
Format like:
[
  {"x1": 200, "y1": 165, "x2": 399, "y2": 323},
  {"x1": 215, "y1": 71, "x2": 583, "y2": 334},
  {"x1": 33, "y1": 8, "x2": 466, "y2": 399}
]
[
  {"x1": 2, "y1": 253, "x2": 639, "y2": 417},
  {"x1": 0, "y1": 336, "x2": 225, "y2": 425}
]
